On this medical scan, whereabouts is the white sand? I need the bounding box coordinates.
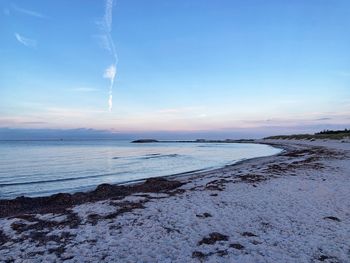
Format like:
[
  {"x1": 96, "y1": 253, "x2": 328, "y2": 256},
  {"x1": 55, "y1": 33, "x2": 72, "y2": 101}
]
[{"x1": 1, "y1": 140, "x2": 349, "y2": 262}]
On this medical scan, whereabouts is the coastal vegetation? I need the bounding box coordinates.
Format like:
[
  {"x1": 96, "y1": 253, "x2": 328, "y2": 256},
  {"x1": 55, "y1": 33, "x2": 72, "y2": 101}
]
[{"x1": 265, "y1": 129, "x2": 350, "y2": 140}]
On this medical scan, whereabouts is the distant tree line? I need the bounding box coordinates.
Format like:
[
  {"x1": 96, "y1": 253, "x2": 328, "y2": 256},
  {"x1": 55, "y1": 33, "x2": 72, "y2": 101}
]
[
  {"x1": 315, "y1": 129, "x2": 350, "y2": 135},
  {"x1": 265, "y1": 128, "x2": 350, "y2": 140}
]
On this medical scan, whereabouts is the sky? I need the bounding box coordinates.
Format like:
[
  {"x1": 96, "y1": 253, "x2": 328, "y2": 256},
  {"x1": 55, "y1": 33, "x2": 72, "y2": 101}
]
[{"x1": 0, "y1": 0, "x2": 350, "y2": 139}]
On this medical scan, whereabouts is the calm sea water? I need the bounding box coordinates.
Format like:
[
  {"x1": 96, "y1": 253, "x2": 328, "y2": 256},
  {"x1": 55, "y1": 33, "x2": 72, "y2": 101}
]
[{"x1": 0, "y1": 140, "x2": 281, "y2": 199}]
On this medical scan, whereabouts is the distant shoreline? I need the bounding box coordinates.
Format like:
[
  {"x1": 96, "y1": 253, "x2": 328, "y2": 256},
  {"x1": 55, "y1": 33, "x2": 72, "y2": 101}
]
[
  {"x1": 0, "y1": 139, "x2": 256, "y2": 143},
  {"x1": 131, "y1": 139, "x2": 255, "y2": 143}
]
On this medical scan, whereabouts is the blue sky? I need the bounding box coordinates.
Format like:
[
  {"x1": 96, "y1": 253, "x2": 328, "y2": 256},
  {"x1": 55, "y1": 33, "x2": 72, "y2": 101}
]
[{"x1": 0, "y1": 0, "x2": 349, "y2": 138}]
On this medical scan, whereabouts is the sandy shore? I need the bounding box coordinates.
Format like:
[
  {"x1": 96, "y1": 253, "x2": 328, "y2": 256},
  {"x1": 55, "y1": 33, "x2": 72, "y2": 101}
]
[{"x1": 1, "y1": 140, "x2": 349, "y2": 262}]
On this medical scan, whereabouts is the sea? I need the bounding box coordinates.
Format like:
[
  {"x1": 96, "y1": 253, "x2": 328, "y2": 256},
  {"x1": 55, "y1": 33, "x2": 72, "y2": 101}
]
[{"x1": 0, "y1": 140, "x2": 281, "y2": 199}]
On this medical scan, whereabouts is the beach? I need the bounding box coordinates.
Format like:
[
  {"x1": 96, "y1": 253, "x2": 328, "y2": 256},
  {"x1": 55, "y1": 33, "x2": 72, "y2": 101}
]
[{"x1": 1, "y1": 139, "x2": 349, "y2": 262}]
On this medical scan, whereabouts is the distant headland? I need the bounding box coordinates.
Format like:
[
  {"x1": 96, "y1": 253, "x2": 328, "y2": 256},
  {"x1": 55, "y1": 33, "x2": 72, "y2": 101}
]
[
  {"x1": 131, "y1": 139, "x2": 159, "y2": 143},
  {"x1": 131, "y1": 139, "x2": 255, "y2": 143}
]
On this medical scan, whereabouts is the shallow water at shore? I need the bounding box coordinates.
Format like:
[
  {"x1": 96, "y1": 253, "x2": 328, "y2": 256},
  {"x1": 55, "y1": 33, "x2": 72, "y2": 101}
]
[{"x1": 0, "y1": 140, "x2": 280, "y2": 198}]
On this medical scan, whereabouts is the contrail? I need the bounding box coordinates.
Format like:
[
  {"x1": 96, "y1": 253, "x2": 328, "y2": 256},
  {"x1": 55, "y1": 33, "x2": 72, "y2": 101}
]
[
  {"x1": 102, "y1": 0, "x2": 118, "y2": 112},
  {"x1": 103, "y1": 64, "x2": 116, "y2": 112}
]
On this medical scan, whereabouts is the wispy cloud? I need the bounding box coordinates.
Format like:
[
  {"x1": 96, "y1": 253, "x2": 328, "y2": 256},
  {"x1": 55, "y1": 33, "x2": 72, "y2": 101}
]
[
  {"x1": 14, "y1": 33, "x2": 37, "y2": 47},
  {"x1": 12, "y1": 4, "x2": 47, "y2": 19},
  {"x1": 105, "y1": 0, "x2": 113, "y2": 32},
  {"x1": 315, "y1": 117, "x2": 332, "y2": 121},
  {"x1": 93, "y1": 34, "x2": 113, "y2": 53},
  {"x1": 44, "y1": 107, "x2": 105, "y2": 117},
  {"x1": 103, "y1": 64, "x2": 116, "y2": 111},
  {"x1": 97, "y1": 0, "x2": 118, "y2": 112},
  {"x1": 158, "y1": 107, "x2": 205, "y2": 115},
  {"x1": 157, "y1": 107, "x2": 209, "y2": 120},
  {"x1": 0, "y1": 117, "x2": 47, "y2": 127},
  {"x1": 20, "y1": 121, "x2": 48, "y2": 125},
  {"x1": 103, "y1": 64, "x2": 117, "y2": 79}
]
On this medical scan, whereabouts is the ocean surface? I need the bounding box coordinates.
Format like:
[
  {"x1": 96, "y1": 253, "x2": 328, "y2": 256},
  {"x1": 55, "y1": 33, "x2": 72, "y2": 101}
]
[{"x1": 0, "y1": 140, "x2": 281, "y2": 199}]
